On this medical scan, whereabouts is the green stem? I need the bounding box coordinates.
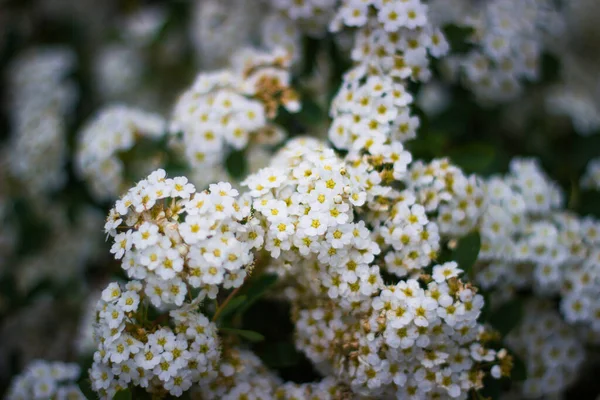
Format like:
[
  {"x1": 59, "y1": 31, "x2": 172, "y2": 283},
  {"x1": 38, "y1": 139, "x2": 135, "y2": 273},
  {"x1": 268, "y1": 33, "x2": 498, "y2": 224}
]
[{"x1": 212, "y1": 285, "x2": 244, "y2": 322}]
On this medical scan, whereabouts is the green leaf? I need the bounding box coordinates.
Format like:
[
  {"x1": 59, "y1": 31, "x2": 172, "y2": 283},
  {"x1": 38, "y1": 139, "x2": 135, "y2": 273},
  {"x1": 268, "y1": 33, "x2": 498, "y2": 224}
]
[
  {"x1": 113, "y1": 388, "x2": 132, "y2": 400},
  {"x1": 261, "y1": 342, "x2": 302, "y2": 368},
  {"x1": 511, "y1": 353, "x2": 527, "y2": 381},
  {"x1": 297, "y1": 98, "x2": 325, "y2": 126},
  {"x1": 217, "y1": 295, "x2": 247, "y2": 321},
  {"x1": 578, "y1": 190, "x2": 600, "y2": 219},
  {"x1": 449, "y1": 143, "x2": 496, "y2": 174},
  {"x1": 301, "y1": 36, "x2": 321, "y2": 77},
  {"x1": 221, "y1": 328, "x2": 265, "y2": 342},
  {"x1": 225, "y1": 150, "x2": 247, "y2": 180},
  {"x1": 489, "y1": 299, "x2": 524, "y2": 337},
  {"x1": 236, "y1": 274, "x2": 278, "y2": 316},
  {"x1": 452, "y1": 232, "x2": 481, "y2": 276},
  {"x1": 442, "y1": 24, "x2": 476, "y2": 54},
  {"x1": 479, "y1": 376, "x2": 502, "y2": 400}
]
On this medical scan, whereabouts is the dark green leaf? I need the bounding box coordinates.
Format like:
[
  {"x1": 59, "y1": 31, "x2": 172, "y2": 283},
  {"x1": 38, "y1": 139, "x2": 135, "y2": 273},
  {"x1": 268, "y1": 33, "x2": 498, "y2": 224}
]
[
  {"x1": 261, "y1": 342, "x2": 302, "y2": 368},
  {"x1": 225, "y1": 150, "x2": 247, "y2": 180},
  {"x1": 442, "y1": 24, "x2": 476, "y2": 54},
  {"x1": 301, "y1": 36, "x2": 320, "y2": 76},
  {"x1": 489, "y1": 299, "x2": 524, "y2": 337},
  {"x1": 221, "y1": 328, "x2": 265, "y2": 342},
  {"x1": 236, "y1": 274, "x2": 278, "y2": 316},
  {"x1": 578, "y1": 190, "x2": 600, "y2": 219},
  {"x1": 479, "y1": 376, "x2": 502, "y2": 400},
  {"x1": 113, "y1": 388, "x2": 132, "y2": 400},
  {"x1": 449, "y1": 143, "x2": 496, "y2": 174},
  {"x1": 511, "y1": 353, "x2": 527, "y2": 381},
  {"x1": 452, "y1": 232, "x2": 481, "y2": 276},
  {"x1": 478, "y1": 289, "x2": 492, "y2": 322},
  {"x1": 406, "y1": 130, "x2": 449, "y2": 159},
  {"x1": 297, "y1": 98, "x2": 325, "y2": 126},
  {"x1": 217, "y1": 295, "x2": 247, "y2": 321}
]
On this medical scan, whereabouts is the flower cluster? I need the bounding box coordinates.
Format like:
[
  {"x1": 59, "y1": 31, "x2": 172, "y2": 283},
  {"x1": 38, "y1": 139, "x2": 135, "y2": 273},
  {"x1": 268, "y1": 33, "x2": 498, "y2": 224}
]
[
  {"x1": 6, "y1": 360, "x2": 84, "y2": 400},
  {"x1": 294, "y1": 266, "x2": 507, "y2": 399},
  {"x1": 90, "y1": 281, "x2": 221, "y2": 398},
  {"x1": 327, "y1": 0, "x2": 449, "y2": 157},
  {"x1": 475, "y1": 158, "x2": 600, "y2": 335},
  {"x1": 433, "y1": 0, "x2": 562, "y2": 103},
  {"x1": 545, "y1": 0, "x2": 600, "y2": 136},
  {"x1": 4, "y1": 47, "x2": 77, "y2": 194},
  {"x1": 406, "y1": 159, "x2": 485, "y2": 237},
  {"x1": 170, "y1": 47, "x2": 299, "y2": 185},
  {"x1": 267, "y1": 0, "x2": 336, "y2": 37},
  {"x1": 377, "y1": 190, "x2": 441, "y2": 278},
  {"x1": 243, "y1": 138, "x2": 386, "y2": 308},
  {"x1": 105, "y1": 169, "x2": 258, "y2": 306},
  {"x1": 260, "y1": 12, "x2": 303, "y2": 63},
  {"x1": 505, "y1": 301, "x2": 585, "y2": 398},
  {"x1": 329, "y1": 66, "x2": 418, "y2": 150},
  {"x1": 76, "y1": 105, "x2": 166, "y2": 200},
  {"x1": 547, "y1": 88, "x2": 600, "y2": 136},
  {"x1": 330, "y1": 0, "x2": 449, "y2": 81},
  {"x1": 94, "y1": 45, "x2": 144, "y2": 103},
  {"x1": 192, "y1": 347, "x2": 280, "y2": 399},
  {"x1": 191, "y1": 346, "x2": 346, "y2": 399}
]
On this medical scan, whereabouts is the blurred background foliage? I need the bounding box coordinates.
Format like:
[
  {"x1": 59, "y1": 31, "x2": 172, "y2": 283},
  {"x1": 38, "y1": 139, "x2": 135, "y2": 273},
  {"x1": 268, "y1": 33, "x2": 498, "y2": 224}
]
[{"x1": 1, "y1": 0, "x2": 600, "y2": 399}]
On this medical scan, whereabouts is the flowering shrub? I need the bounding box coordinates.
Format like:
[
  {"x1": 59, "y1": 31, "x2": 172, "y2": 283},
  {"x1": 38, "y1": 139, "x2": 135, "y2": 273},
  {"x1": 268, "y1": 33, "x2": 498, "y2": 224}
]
[{"x1": 1, "y1": 1, "x2": 600, "y2": 399}]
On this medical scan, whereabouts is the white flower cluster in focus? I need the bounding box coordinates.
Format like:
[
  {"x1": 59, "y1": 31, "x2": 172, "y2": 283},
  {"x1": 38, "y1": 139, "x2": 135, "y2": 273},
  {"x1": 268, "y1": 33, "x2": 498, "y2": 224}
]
[
  {"x1": 6, "y1": 360, "x2": 84, "y2": 400},
  {"x1": 407, "y1": 159, "x2": 485, "y2": 237},
  {"x1": 243, "y1": 138, "x2": 386, "y2": 309},
  {"x1": 330, "y1": 0, "x2": 449, "y2": 81},
  {"x1": 5, "y1": 47, "x2": 77, "y2": 194},
  {"x1": 90, "y1": 281, "x2": 220, "y2": 398},
  {"x1": 105, "y1": 169, "x2": 257, "y2": 307},
  {"x1": 76, "y1": 105, "x2": 166, "y2": 200},
  {"x1": 376, "y1": 190, "x2": 440, "y2": 279},
  {"x1": 294, "y1": 267, "x2": 507, "y2": 399},
  {"x1": 329, "y1": 66, "x2": 419, "y2": 149},
  {"x1": 170, "y1": 48, "x2": 300, "y2": 186}
]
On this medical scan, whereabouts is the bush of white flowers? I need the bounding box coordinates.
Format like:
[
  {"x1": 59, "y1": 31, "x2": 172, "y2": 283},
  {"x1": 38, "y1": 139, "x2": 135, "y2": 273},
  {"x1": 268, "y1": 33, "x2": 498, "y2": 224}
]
[{"x1": 1, "y1": 0, "x2": 600, "y2": 399}]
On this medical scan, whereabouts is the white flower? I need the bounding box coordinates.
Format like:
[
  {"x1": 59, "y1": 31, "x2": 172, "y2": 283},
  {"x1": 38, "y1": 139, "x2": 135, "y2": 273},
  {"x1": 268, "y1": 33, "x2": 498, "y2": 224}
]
[
  {"x1": 117, "y1": 291, "x2": 140, "y2": 312},
  {"x1": 132, "y1": 222, "x2": 160, "y2": 249},
  {"x1": 101, "y1": 283, "x2": 122, "y2": 303},
  {"x1": 432, "y1": 262, "x2": 462, "y2": 283}
]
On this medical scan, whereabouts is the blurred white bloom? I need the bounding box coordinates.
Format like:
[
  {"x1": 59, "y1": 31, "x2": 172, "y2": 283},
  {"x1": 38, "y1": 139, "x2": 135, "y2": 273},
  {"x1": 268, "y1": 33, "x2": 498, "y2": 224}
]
[
  {"x1": 6, "y1": 360, "x2": 83, "y2": 400},
  {"x1": 5, "y1": 47, "x2": 77, "y2": 194},
  {"x1": 76, "y1": 105, "x2": 166, "y2": 200}
]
